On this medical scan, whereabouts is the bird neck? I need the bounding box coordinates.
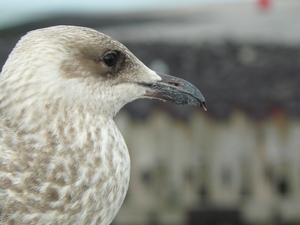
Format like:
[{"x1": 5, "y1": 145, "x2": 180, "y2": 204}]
[{"x1": 0, "y1": 97, "x2": 118, "y2": 151}]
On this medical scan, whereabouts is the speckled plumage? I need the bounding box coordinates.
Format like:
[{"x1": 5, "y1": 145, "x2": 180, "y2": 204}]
[
  {"x1": 0, "y1": 25, "x2": 206, "y2": 225},
  {"x1": 0, "y1": 25, "x2": 161, "y2": 225}
]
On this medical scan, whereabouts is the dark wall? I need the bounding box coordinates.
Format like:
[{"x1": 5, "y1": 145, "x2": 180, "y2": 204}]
[{"x1": 124, "y1": 42, "x2": 300, "y2": 120}]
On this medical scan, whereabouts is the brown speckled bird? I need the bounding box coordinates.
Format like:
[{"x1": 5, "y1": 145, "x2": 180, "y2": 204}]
[{"x1": 0, "y1": 25, "x2": 206, "y2": 225}]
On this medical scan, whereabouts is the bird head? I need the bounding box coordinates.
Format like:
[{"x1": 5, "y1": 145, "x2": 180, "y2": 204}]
[{"x1": 0, "y1": 26, "x2": 206, "y2": 119}]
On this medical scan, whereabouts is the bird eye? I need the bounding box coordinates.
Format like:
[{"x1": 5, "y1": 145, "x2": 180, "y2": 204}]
[{"x1": 103, "y1": 53, "x2": 116, "y2": 67}]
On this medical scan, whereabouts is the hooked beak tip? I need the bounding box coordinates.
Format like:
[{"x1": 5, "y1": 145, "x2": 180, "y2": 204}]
[{"x1": 201, "y1": 102, "x2": 207, "y2": 111}]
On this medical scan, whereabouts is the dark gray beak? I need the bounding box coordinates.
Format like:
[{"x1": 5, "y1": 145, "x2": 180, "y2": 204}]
[{"x1": 140, "y1": 72, "x2": 207, "y2": 111}]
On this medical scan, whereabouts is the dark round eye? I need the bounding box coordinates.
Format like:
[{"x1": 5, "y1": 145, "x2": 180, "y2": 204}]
[{"x1": 103, "y1": 53, "x2": 116, "y2": 67}]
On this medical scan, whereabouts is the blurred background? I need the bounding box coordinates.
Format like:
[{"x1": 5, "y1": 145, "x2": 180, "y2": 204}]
[{"x1": 1, "y1": 0, "x2": 300, "y2": 224}]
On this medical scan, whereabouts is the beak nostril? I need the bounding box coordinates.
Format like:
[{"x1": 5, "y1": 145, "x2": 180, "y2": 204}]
[{"x1": 168, "y1": 82, "x2": 180, "y2": 87}]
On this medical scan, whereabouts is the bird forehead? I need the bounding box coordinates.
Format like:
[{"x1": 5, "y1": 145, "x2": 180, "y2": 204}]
[
  {"x1": 66, "y1": 27, "x2": 126, "y2": 51},
  {"x1": 28, "y1": 26, "x2": 128, "y2": 55}
]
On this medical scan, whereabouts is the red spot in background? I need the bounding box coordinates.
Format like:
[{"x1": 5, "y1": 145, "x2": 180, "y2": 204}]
[{"x1": 258, "y1": 0, "x2": 272, "y2": 11}]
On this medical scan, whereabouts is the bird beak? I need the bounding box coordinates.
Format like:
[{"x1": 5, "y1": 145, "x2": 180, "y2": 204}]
[{"x1": 139, "y1": 72, "x2": 207, "y2": 111}]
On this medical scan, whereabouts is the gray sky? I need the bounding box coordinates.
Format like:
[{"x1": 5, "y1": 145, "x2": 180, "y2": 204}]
[{"x1": 0, "y1": 0, "x2": 252, "y2": 28}]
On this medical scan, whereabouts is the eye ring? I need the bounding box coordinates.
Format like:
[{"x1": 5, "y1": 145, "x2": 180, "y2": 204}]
[{"x1": 103, "y1": 53, "x2": 117, "y2": 67}]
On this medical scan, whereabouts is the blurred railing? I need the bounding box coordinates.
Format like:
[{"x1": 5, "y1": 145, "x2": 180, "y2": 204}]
[{"x1": 114, "y1": 109, "x2": 300, "y2": 225}]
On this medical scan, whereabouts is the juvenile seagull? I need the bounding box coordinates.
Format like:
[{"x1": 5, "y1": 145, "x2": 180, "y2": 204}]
[{"x1": 0, "y1": 25, "x2": 206, "y2": 225}]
